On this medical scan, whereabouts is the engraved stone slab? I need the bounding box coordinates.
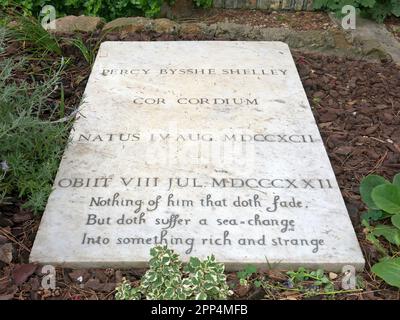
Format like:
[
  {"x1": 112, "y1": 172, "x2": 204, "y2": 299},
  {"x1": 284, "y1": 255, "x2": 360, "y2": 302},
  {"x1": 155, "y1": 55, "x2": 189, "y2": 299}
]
[{"x1": 30, "y1": 41, "x2": 365, "y2": 271}]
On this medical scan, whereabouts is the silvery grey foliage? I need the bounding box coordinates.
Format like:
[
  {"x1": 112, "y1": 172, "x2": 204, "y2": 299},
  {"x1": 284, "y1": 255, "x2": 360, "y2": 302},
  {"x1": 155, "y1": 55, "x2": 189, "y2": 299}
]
[{"x1": 0, "y1": 27, "x2": 6, "y2": 54}]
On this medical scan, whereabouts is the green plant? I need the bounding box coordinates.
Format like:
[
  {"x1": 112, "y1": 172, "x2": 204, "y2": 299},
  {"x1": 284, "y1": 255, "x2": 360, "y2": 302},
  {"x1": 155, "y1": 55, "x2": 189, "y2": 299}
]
[
  {"x1": 0, "y1": 25, "x2": 7, "y2": 54},
  {"x1": 275, "y1": 14, "x2": 287, "y2": 22},
  {"x1": 7, "y1": 9, "x2": 61, "y2": 56},
  {"x1": 1, "y1": 0, "x2": 214, "y2": 21},
  {"x1": 138, "y1": 0, "x2": 164, "y2": 18},
  {"x1": 115, "y1": 278, "x2": 141, "y2": 300},
  {"x1": 193, "y1": 0, "x2": 212, "y2": 8},
  {"x1": 287, "y1": 267, "x2": 334, "y2": 292},
  {"x1": 360, "y1": 173, "x2": 400, "y2": 288},
  {"x1": 313, "y1": 0, "x2": 400, "y2": 23},
  {"x1": 183, "y1": 255, "x2": 232, "y2": 300},
  {"x1": 237, "y1": 265, "x2": 257, "y2": 286},
  {"x1": 371, "y1": 257, "x2": 400, "y2": 288},
  {"x1": 141, "y1": 246, "x2": 189, "y2": 299},
  {"x1": 253, "y1": 268, "x2": 362, "y2": 298},
  {"x1": 0, "y1": 56, "x2": 71, "y2": 213},
  {"x1": 361, "y1": 174, "x2": 400, "y2": 244},
  {"x1": 115, "y1": 246, "x2": 232, "y2": 300},
  {"x1": 67, "y1": 37, "x2": 96, "y2": 66}
]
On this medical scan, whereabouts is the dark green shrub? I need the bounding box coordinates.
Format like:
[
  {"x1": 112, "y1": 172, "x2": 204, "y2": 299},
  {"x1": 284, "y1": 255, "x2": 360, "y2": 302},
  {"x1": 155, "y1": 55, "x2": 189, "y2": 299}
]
[
  {"x1": 0, "y1": 0, "x2": 213, "y2": 20},
  {"x1": 313, "y1": 0, "x2": 400, "y2": 23},
  {"x1": 193, "y1": 0, "x2": 213, "y2": 8}
]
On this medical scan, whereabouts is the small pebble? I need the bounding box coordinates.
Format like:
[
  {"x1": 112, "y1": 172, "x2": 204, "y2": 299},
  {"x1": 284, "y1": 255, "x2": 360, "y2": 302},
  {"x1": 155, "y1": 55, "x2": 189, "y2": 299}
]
[{"x1": 329, "y1": 272, "x2": 338, "y2": 280}]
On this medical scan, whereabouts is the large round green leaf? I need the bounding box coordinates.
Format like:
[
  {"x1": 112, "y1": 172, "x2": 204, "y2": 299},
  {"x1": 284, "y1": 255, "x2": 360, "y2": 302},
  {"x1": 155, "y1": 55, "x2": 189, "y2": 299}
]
[
  {"x1": 371, "y1": 184, "x2": 400, "y2": 214},
  {"x1": 391, "y1": 214, "x2": 400, "y2": 230},
  {"x1": 393, "y1": 173, "x2": 400, "y2": 188},
  {"x1": 371, "y1": 258, "x2": 400, "y2": 289},
  {"x1": 360, "y1": 175, "x2": 389, "y2": 209}
]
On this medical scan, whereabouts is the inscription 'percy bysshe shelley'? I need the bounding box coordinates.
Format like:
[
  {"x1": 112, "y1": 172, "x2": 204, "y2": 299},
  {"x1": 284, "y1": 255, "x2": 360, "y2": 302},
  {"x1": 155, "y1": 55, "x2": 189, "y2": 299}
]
[{"x1": 101, "y1": 68, "x2": 288, "y2": 76}]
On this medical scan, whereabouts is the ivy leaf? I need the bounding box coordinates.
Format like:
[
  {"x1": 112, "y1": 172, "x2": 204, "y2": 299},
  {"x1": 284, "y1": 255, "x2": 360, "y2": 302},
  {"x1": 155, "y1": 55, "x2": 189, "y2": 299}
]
[
  {"x1": 371, "y1": 258, "x2": 400, "y2": 288},
  {"x1": 163, "y1": 287, "x2": 175, "y2": 300},
  {"x1": 204, "y1": 282, "x2": 215, "y2": 291},
  {"x1": 316, "y1": 269, "x2": 324, "y2": 278},
  {"x1": 177, "y1": 292, "x2": 187, "y2": 300},
  {"x1": 244, "y1": 265, "x2": 257, "y2": 275},
  {"x1": 161, "y1": 255, "x2": 170, "y2": 265},
  {"x1": 371, "y1": 225, "x2": 400, "y2": 246},
  {"x1": 190, "y1": 257, "x2": 201, "y2": 268},
  {"x1": 314, "y1": 280, "x2": 322, "y2": 286},
  {"x1": 360, "y1": 175, "x2": 389, "y2": 209},
  {"x1": 146, "y1": 271, "x2": 157, "y2": 283},
  {"x1": 237, "y1": 270, "x2": 245, "y2": 280},
  {"x1": 324, "y1": 283, "x2": 335, "y2": 292},
  {"x1": 195, "y1": 292, "x2": 207, "y2": 300},
  {"x1": 391, "y1": 214, "x2": 400, "y2": 230},
  {"x1": 321, "y1": 276, "x2": 331, "y2": 284},
  {"x1": 150, "y1": 247, "x2": 157, "y2": 257},
  {"x1": 371, "y1": 184, "x2": 400, "y2": 214}
]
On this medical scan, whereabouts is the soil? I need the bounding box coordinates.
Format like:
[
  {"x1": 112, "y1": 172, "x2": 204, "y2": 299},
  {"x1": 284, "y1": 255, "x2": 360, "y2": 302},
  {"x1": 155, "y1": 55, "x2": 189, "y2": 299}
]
[
  {"x1": 1, "y1": 30, "x2": 400, "y2": 300},
  {"x1": 179, "y1": 8, "x2": 338, "y2": 31}
]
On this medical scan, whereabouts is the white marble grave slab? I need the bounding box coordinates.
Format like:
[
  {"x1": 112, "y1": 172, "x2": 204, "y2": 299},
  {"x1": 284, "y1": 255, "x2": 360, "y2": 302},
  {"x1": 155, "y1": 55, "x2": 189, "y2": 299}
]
[{"x1": 30, "y1": 41, "x2": 365, "y2": 271}]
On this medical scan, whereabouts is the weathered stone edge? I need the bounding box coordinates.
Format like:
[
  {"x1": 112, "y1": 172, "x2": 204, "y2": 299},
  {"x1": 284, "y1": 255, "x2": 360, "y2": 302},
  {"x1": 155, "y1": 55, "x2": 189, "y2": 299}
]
[{"x1": 51, "y1": 15, "x2": 397, "y2": 62}]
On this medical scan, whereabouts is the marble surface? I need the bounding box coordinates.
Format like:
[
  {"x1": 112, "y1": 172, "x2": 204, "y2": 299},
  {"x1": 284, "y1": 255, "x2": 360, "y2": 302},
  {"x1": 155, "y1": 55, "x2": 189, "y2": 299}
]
[{"x1": 30, "y1": 41, "x2": 365, "y2": 271}]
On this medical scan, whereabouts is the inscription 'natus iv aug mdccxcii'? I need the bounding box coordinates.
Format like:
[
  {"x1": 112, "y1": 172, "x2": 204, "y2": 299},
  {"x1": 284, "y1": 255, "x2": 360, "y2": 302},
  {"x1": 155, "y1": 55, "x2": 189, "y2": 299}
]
[{"x1": 30, "y1": 41, "x2": 365, "y2": 271}]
